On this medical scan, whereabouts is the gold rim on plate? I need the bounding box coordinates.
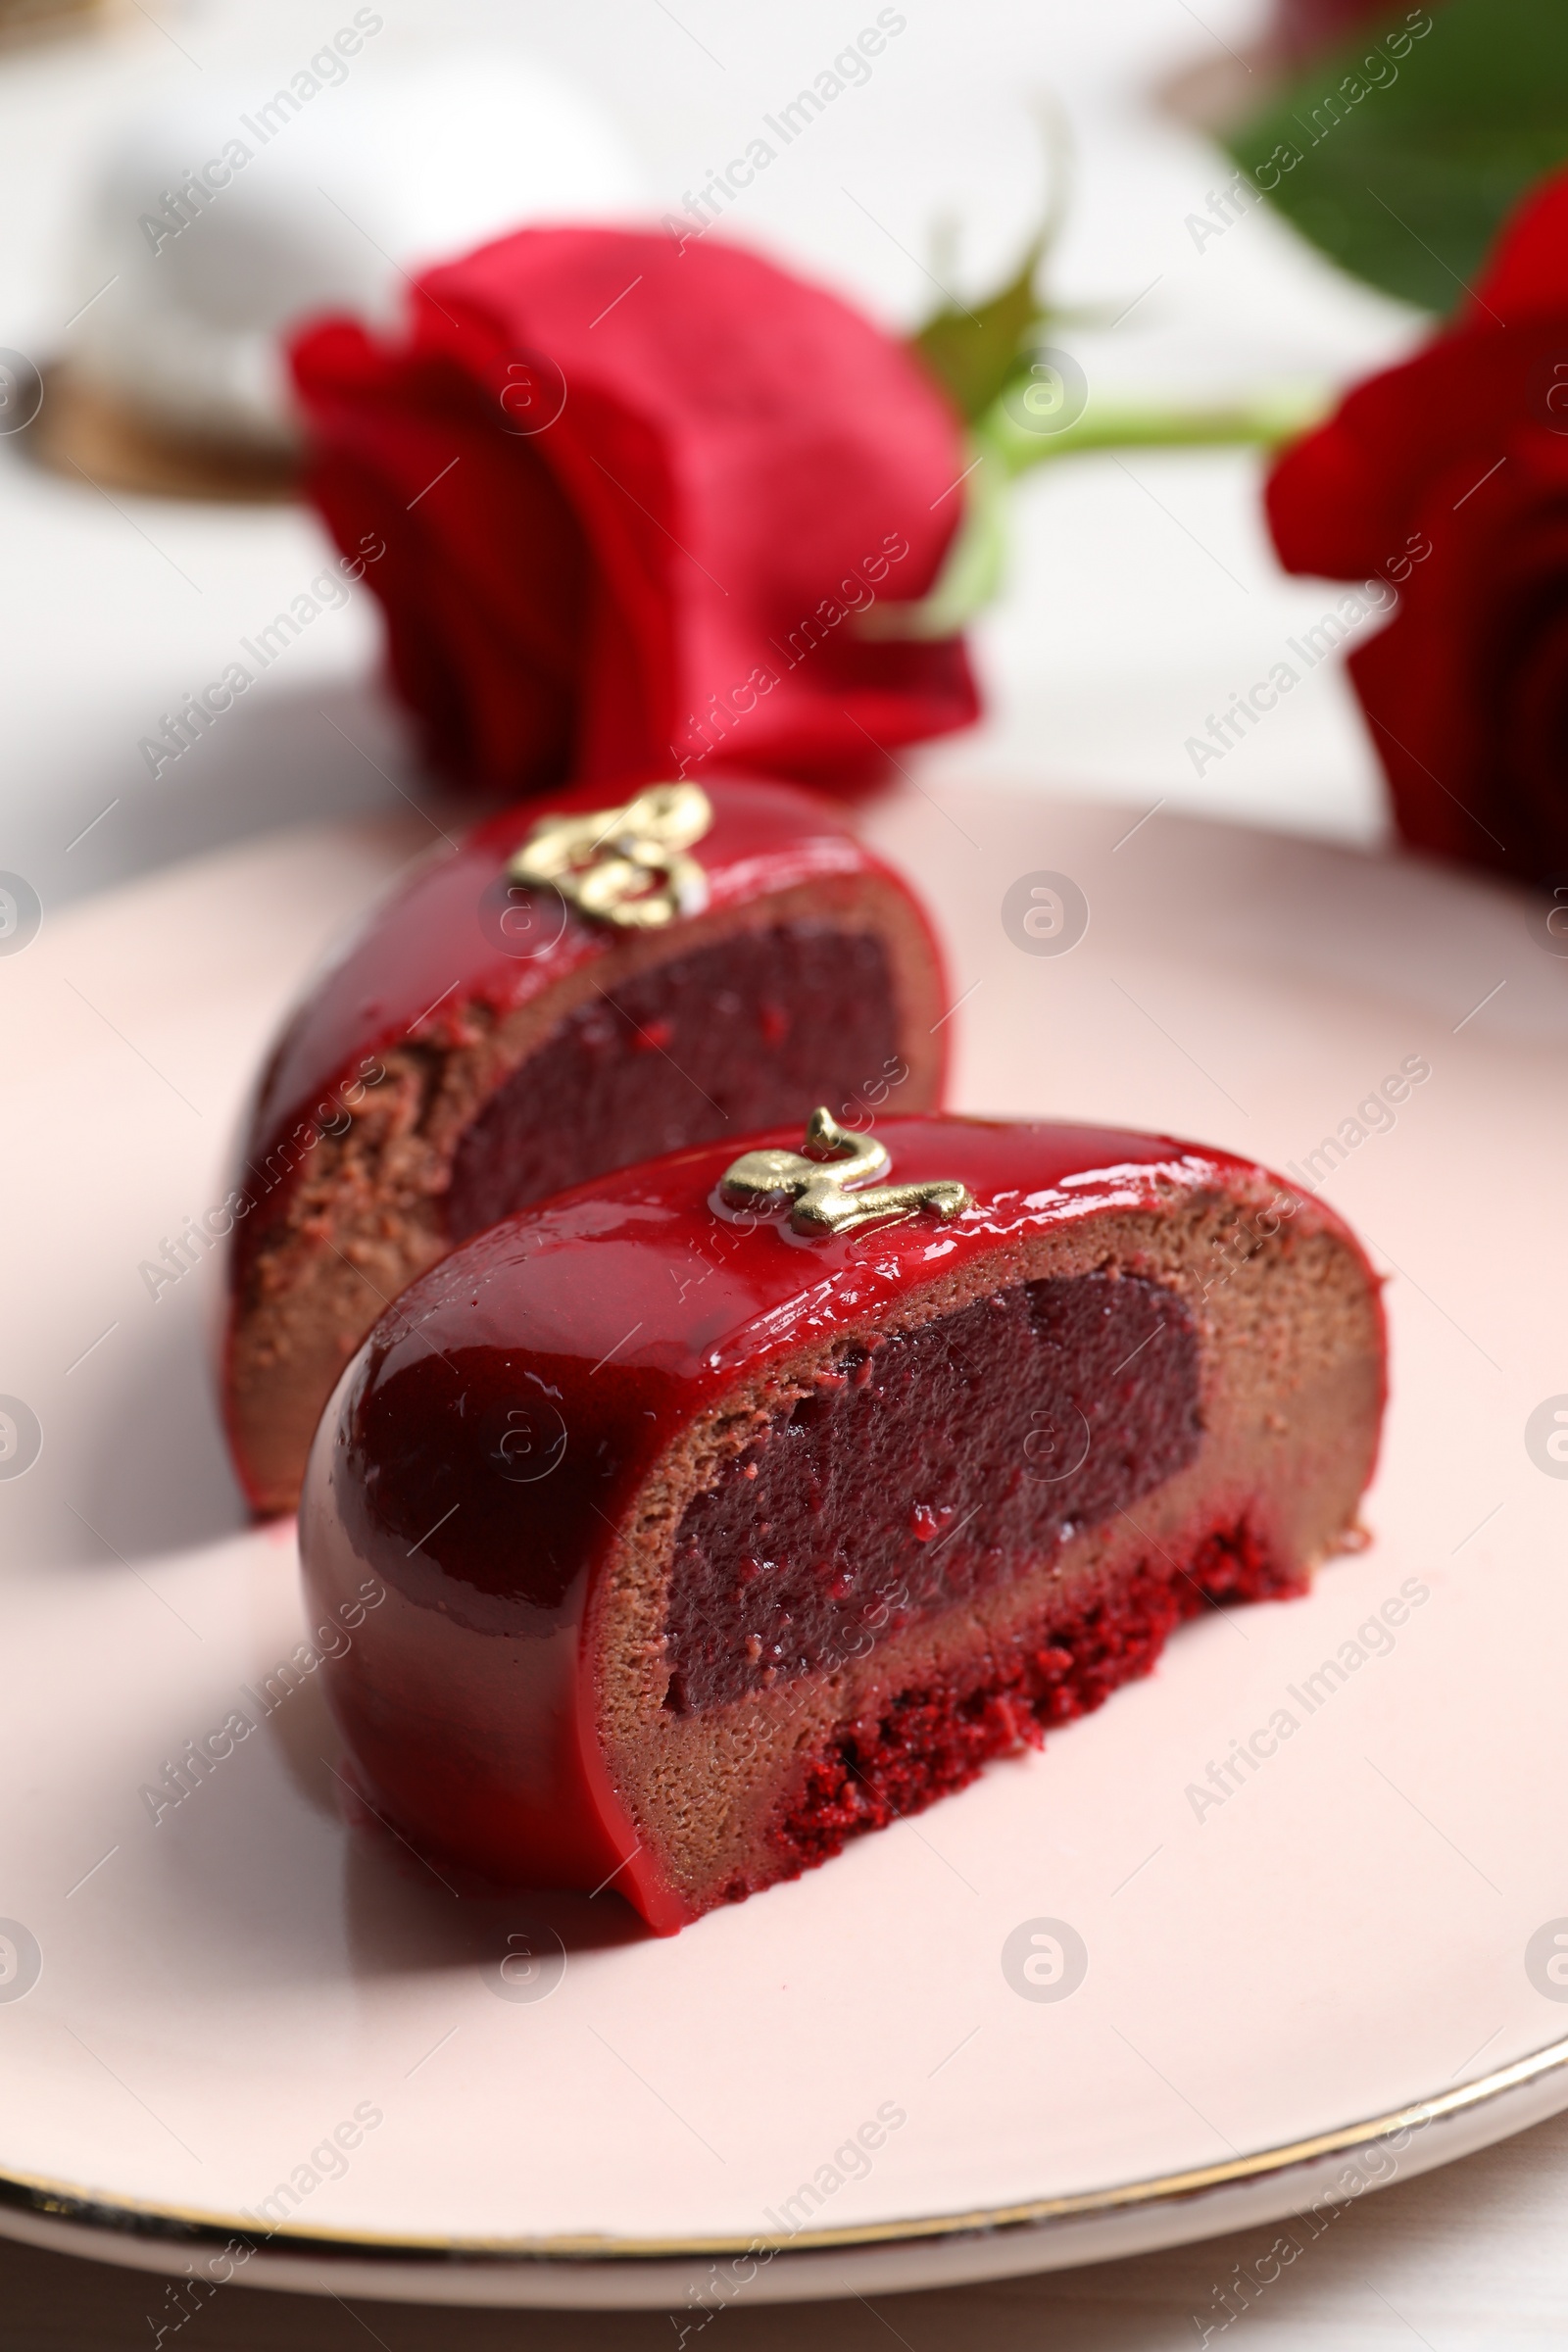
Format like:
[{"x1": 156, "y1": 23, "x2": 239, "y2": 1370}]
[{"x1": 2, "y1": 2028, "x2": 1565, "y2": 2270}]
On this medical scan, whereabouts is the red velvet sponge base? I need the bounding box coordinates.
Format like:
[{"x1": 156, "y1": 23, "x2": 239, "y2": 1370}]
[{"x1": 766, "y1": 1519, "x2": 1293, "y2": 1889}]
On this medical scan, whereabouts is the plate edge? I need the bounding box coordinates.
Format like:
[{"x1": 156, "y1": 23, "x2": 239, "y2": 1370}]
[{"x1": 3, "y1": 2029, "x2": 1566, "y2": 2268}]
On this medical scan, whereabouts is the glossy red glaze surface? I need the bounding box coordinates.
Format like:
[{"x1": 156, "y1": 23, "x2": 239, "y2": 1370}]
[
  {"x1": 229, "y1": 773, "x2": 944, "y2": 1284},
  {"x1": 300, "y1": 1117, "x2": 1383, "y2": 1935}
]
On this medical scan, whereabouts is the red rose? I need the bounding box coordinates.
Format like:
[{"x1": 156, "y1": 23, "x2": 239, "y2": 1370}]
[
  {"x1": 290, "y1": 227, "x2": 977, "y2": 797},
  {"x1": 1266, "y1": 166, "x2": 1568, "y2": 881}
]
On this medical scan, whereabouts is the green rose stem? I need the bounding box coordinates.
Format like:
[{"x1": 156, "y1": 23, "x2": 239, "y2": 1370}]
[{"x1": 860, "y1": 377, "x2": 1333, "y2": 642}]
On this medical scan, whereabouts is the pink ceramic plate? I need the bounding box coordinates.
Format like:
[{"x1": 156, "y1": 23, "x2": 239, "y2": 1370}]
[{"x1": 0, "y1": 783, "x2": 1564, "y2": 2309}]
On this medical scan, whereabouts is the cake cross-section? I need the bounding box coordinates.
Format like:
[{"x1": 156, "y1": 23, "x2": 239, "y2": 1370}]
[
  {"x1": 222, "y1": 777, "x2": 947, "y2": 1513},
  {"x1": 299, "y1": 1114, "x2": 1386, "y2": 1934}
]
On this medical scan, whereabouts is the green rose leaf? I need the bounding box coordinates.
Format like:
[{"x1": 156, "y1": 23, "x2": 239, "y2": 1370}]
[
  {"x1": 912, "y1": 229, "x2": 1051, "y2": 424},
  {"x1": 1226, "y1": 0, "x2": 1568, "y2": 317}
]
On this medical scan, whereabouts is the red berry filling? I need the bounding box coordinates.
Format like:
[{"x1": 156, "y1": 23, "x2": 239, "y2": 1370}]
[
  {"x1": 444, "y1": 923, "x2": 903, "y2": 1239},
  {"x1": 663, "y1": 1273, "x2": 1201, "y2": 1714}
]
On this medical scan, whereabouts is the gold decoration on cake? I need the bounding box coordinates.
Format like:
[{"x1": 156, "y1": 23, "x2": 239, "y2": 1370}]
[
  {"x1": 721, "y1": 1108, "x2": 970, "y2": 1240},
  {"x1": 508, "y1": 783, "x2": 712, "y2": 930}
]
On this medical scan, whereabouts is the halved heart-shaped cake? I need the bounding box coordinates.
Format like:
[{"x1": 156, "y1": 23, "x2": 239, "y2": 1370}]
[
  {"x1": 223, "y1": 778, "x2": 946, "y2": 1513},
  {"x1": 300, "y1": 1112, "x2": 1385, "y2": 1933}
]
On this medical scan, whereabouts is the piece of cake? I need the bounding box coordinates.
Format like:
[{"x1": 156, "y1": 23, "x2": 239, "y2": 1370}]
[
  {"x1": 299, "y1": 1110, "x2": 1386, "y2": 1935},
  {"x1": 223, "y1": 779, "x2": 949, "y2": 1514}
]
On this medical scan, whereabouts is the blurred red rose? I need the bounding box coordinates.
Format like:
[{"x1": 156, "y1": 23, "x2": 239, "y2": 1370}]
[
  {"x1": 1266, "y1": 166, "x2": 1568, "y2": 880},
  {"x1": 290, "y1": 226, "x2": 977, "y2": 797}
]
